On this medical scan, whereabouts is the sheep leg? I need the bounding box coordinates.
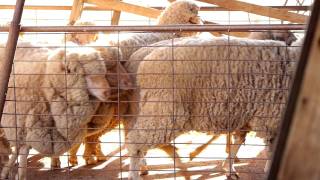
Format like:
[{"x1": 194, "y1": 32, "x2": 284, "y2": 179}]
[
  {"x1": 160, "y1": 145, "x2": 192, "y2": 180},
  {"x1": 189, "y1": 134, "x2": 220, "y2": 161},
  {"x1": 1, "y1": 146, "x2": 19, "y2": 179},
  {"x1": 83, "y1": 135, "x2": 99, "y2": 165},
  {"x1": 223, "y1": 131, "x2": 247, "y2": 179},
  {"x1": 51, "y1": 156, "x2": 61, "y2": 169},
  {"x1": 15, "y1": 145, "x2": 30, "y2": 180},
  {"x1": 225, "y1": 134, "x2": 241, "y2": 163},
  {"x1": 264, "y1": 147, "x2": 272, "y2": 173},
  {"x1": 68, "y1": 143, "x2": 81, "y2": 166},
  {"x1": 94, "y1": 143, "x2": 107, "y2": 162},
  {"x1": 129, "y1": 150, "x2": 144, "y2": 180}
]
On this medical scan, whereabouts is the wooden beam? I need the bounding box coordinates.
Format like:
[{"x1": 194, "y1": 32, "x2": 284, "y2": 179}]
[
  {"x1": 86, "y1": 0, "x2": 160, "y2": 18},
  {"x1": 110, "y1": 0, "x2": 122, "y2": 25},
  {"x1": 111, "y1": 10, "x2": 121, "y2": 25},
  {"x1": 197, "y1": 0, "x2": 308, "y2": 23},
  {"x1": 69, "y1": 0, "x2": 84, "y2": 25},
  {"x1": 268, "y1": 2, "x2": 320, "y2": 180}
]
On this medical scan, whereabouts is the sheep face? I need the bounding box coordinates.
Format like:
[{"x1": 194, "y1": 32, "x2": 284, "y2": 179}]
[
  {"x1": 97, "y1": 47, "x2": 134, "y2": 93},
  {"x1": 271, "y1": 31, "x2": 297, "y2": 46},
  {"x1": 158, "y1": 0, "x2": 201, "y2": 37},
  {"x1": 248, "y1": 30, "x2": 297, "y2": 45},
  {"x1": 65, "y1": 21, "x2": 98, "y2": 45},
  {"x1": 46, "y1": 48, "x2": 110, "y2": 102},
  {"x1": 158, "y1": 0, "x2": 200, "y2": 25}
]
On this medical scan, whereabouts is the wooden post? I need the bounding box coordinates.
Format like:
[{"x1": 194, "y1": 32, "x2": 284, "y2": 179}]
[
  {"x1": 111, "y1": 10, "x2": 121, "y2": 25},
  {"x1": 0, "y1": 0, "x2": 25, "y2": 123},
  {"x1": 69, "y1": 0, "x2": 84, "y2": 25},
  {"x1": 197, "y1": 0, "x2": 308, "y2": 23},
  {"x1": 110, "y1": 0, "x2": 122, "y2": 25},
  {"x1": 268, "y1": 1, "x2": 320, "y2": 180}
]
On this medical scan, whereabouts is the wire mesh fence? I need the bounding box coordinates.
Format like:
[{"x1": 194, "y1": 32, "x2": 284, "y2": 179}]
[
  {"x1": 0, "y1": 1, "x2": 311, "y2": 180},
  {"x1": 0, "y1": 24, "x2": 305, "y2": 180}
]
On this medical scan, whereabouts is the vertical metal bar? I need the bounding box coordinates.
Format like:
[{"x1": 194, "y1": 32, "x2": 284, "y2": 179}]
[
  {"x1": 0, "y1": 0, "x2": 25, "y2": 123},
  {"x1": 267, "y1": 1, "x2": 320, "y2": 179}
]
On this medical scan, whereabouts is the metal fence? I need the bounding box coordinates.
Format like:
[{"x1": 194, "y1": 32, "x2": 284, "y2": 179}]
[{"x1": 0, "y1": 23, "x2": 305, "y2": 180}]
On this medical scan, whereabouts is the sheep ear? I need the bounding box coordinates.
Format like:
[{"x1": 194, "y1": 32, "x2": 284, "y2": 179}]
[
  {"x1": 106, "y1": 63, "x2": 133, "y2": 90},
  {"x1": 85, "y1": 75, "x2": 111, "y2": 102},
  {"x1": 117, "y1": 63, "x2": 134, "y2": 90}
]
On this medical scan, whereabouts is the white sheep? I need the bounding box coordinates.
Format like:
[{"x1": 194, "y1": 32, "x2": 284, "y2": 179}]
[
  {"x1": 0, "y1": 129, "x2": 10, "y2": 172},
  {"x1": 0, "y1": 42, "x2": 111, "y2": 180},
  {"x1": 63, "y1": 0, "x2": 201, "y2": 167},
  {"x1": 65, "y1": 21, "x2": 99, "y2": 45},
  {"x1": 188, "y1": 30, "x2": 298, "y2": 162},
  {"x1": 110, "y1": 0, "x2": 200, "y2": 63},
  {"x1": 126, "y1": 36, "x2": 302, "y2": 179}
]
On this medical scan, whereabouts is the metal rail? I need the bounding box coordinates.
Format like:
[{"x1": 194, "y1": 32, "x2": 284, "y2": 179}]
[
  {"x1": 0, "y1": 5, "x2": 311, "y2": 11},
  {"x1": 0, "y1": 24, "x2": 306, "y2": 33}
]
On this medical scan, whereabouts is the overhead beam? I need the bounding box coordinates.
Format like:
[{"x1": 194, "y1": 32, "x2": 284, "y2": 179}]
[
  {"x1": 86, "y1": 0, "x2": 160, "y2": 18},
  {"x1": 69, "y1": 0, "x2": 84, "y2": 25},
  {"x1": 197, "y1": 0, "x2": 308, "y2": 23}
]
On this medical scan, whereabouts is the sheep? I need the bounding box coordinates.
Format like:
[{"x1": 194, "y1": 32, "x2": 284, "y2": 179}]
[
  {"x1": 62, "y1": 0, "x2": 201, "y2": 167},
  {"x1": 0, "y1": 129, "x2": 10, "y2": 172},
  {"x1": 126, "y1": 36, "x2": 302, "y2": 179},
  {"x1": 248, "y1": 30, "x2": 297, "y2": 45},
  {"x1": 110, "y1": 0, "x2": 200, "y2": 63},
  {"x1": 0, "y1": 43, "x2": 111, "y2": 180},
  {"x1": 47, "y1": 47, "x2": 134, "y2": 167},
  {"x1": 65, "y1": 21, "x2": 99, "y2": 45},
  {"x1": 188, "y1": 29, "x2": 298, "y2": 162}
]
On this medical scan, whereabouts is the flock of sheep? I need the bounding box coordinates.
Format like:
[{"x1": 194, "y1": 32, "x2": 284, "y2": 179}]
[{"x1": 0, "y1": 0, "x2": 303, "y2": 180}]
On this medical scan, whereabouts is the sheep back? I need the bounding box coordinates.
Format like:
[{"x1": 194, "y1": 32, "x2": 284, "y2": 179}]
[{"x1": 130, "y1": 37, "x2": 298, "y2": 149}]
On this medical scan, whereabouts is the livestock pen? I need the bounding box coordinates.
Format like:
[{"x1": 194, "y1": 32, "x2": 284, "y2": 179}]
[{"x1": 0, "y1": 0, "x2": 318, "y2": 180}]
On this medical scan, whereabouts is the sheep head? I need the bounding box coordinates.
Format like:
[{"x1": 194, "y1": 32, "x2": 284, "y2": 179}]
[
  {"x1": 96, "y1": 47, "x2": 134, "y2": 96},
  {"x1": 157, "y1": 0, "x2": 200, "y2": 37},
  {"x1": 65, "y1": 21, "x2": 99, "y2": 45},
  {"x1": 248, "y1": 30, "x2": 297, "y2": 45},
  {"x1": 46, "y1": 48, "x2": 111, "y2": 102}
]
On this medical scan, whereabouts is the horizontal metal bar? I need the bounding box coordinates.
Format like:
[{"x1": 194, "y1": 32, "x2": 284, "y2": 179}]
[
  {"x1": 0, "y1": 24, "x2": 306, "y2": 32},
  {"x1": 0, "y1": 5, "x2": 311, "y2": 11}
]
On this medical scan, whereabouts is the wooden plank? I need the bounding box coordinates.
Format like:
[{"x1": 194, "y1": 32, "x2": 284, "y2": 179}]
[
  {"x1": 69, "y1": 0, "x2": 84, "y2": 25},
  {"x1": 111, "y1": 10, "x2": 121, "y2": 25},
  {"x1": 111, "y1": 0, "x2": 122, "y2": 25},
  {"x1": 86, "y1": 0, "x2": 160, "y2": 18},
  {"x1": 268, "y1": 2, "x2": 320, "y2": 179},
  {"x1": 197, "y1": 0, "x2": 308, "y2": 23}
]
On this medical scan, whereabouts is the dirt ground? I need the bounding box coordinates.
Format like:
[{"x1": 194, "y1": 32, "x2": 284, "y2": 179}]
[{"x1": 5, "y1": 131, "x2": 268, "y2": 180}]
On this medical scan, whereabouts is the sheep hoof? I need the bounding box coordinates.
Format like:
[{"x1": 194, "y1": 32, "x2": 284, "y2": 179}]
[
  {"x1": 226, "y1": 173, "x2": 239, "y2": 180},
  {"x1": 140, "y1": 166, "x2": 149, "y2": 176},
  {"x1": 97, "y1": 156, "x2": 107, "y2": 162},
  {"x1": 69, "y1": 159, "x2": 78, "y2": 167},
  {"x1": 85, "y1": 158, "x2": 97, "y2": 165},
  {"x1": 189, "y1": 152, "x2": 197, "y2": 161},
  {"x1": 51, "y1": 160, "x2": 61, "y2": 169},
  {"x1": 234, "y1": 157, "x2": 240, "y2": 163}
]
